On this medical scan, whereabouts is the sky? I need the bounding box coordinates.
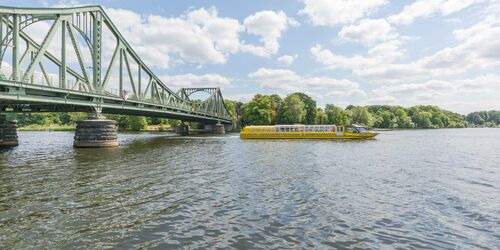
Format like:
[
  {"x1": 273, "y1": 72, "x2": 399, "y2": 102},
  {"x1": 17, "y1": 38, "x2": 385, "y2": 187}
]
[{"x1": 2, "y1": 0, "x2": 500, "y2": 114}]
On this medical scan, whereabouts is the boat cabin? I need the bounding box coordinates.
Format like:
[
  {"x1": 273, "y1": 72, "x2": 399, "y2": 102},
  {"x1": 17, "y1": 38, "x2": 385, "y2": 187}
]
[
  {"x1": 274, "y1": 125, "x2": 343, "y2": 133},
  {"x1": 242, "y1": 124, "x2": 370, "y2": 134},
  {"x1": 350, "y1": 124, "x2": 369, "y2": 133}
]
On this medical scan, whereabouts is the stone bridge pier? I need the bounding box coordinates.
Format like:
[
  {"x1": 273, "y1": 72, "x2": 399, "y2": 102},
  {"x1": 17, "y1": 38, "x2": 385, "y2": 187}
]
[
  {"x1": 175, "y1": 123, "x2": 190, "y2": 136},
  {"x1": 74, "y1": 114, "x2": 118, "y2": 148},
  {"x1": 203, "y1": 122, "x2": 232, "y2": 134},
  {"x1": 176, "y1": 122, "x2": 232, "y2": 135},
  {"x1": 0, "y1": 115, "x2": 18, "y2": 147}
]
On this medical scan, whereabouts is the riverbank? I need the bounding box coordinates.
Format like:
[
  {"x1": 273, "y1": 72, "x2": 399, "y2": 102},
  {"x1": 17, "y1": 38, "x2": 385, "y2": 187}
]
[
  {"x1": 18, "y1": 124, "x2": 76, "y2": 131},
  {"x1": 18, "y1": 124, "x2": 498, "y2": 132},
  {"x1": 17, "y1": 124, "x2": 176, "y2": 132},
  {"x1": 372, "y1": 125, "x2": 500, "y2": 131},
  {"x1": 17, "y1": 124, "x2": 239, "y2": 133}
]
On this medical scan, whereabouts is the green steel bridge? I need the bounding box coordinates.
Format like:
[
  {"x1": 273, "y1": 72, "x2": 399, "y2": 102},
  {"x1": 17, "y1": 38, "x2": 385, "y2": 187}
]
[{"x1": 0, "y1": 5, "x2": 232, "y2": 124}]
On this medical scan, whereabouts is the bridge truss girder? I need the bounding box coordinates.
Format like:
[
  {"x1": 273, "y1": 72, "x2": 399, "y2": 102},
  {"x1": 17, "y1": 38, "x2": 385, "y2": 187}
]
[{"x1": 0, "y1": 5, "x2": 232, "y2": 124}]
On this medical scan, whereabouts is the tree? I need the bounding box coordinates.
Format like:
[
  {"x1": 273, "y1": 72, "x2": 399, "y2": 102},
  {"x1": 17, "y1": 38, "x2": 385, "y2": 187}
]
[
  {"x1": 393, "y1": 108, "x2": 414, "y2": 128},
  {"x1": 431, "y1": 112, "x2": 445, "y2": 128},
  {"x1": 350, "y1": 106, "x2": 373, "y2": 126},
  {"x1": 379, "y1": 111, "x2": 397, "y2": 128},
  {"x1": 68, "y1": 112, "x2": 87, "y2": 124},
  {"x1": 126, "y1": 116, "x2": 148, "y2": 131},
  {"x1": 290, "y1": 92, "x2": 316, "y2": 124},
  {"x1": 240, "y1": 94, "x2": 274, "y2": 125},
  {"x1": 325, "y1": 104, "x2": 350, "y2": 126},
  {"x1": 270, "y1": 94, "x2": 283, "y2": 124},
  {"x1": 281, "y1": 94, "x2": 306, "y2": 124},
  {"x1": 224, "y1": 99, "x2": 238, "y2": 127},
  {"x1": 412, "y1": 111, "x2": 433, "y2": 128},
  {"x1": 315, "y1": 108, "x2": 328, "y2": 124}
]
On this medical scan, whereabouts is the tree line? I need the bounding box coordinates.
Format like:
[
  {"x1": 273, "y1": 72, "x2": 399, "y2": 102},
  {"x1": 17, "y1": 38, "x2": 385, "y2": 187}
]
[
  {"x1": 6, "y1": 92, "x2": 499, "y2": 130},
  {"x1": 9, "y1": 113, "x2": 180, "y2": 131},
  {"x1": 230, "y1": 93, "x2": 499, "y2": 128}
]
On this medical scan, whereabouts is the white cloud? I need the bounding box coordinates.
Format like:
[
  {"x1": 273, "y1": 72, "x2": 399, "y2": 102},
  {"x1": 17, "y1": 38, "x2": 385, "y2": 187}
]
[
  {"x1": 299, "y1": 0, "x2": 388, "y2": 26},
  {"x1": 105, "y1": 7, "x2": 243, "y2": 69},
  {"x1": 328, "y1": 89, "x2": 367, "y2": 97},
  {"x1": 339, "y1": 18, "x2": 398, "y2": 45},
  {"x1": 372, "y1": 75, "x2": 500, "y2": 97},
  {"x1": 277, "y1": 54, "x2": 298, "y2": 66},
  {"x1": 389, "y1": 0, "x2": 480, "y2": 25},
  {"x1": 225, "y1": 93, "x2": 255, "y2": 102},
  {"x1": 310, "y1": 42, "x2": 405, "y2": 70},
  {"x1": 248, "y1": 68, "x2": 363, "y2": 99},
  {"x1": 241, "y1": 11, "x2": 299, "y2": 57},
  {"x1": 78, "y1": 7, "x2": 297, "y2": 69},
  {"x1": 368, "y1": 74, "x2": 500, "y2": 113},
  {"x1": 160, "y1": 73, "x2": 231, "y2": 89},
  {"x1": 362, "y1": 95, "x2": 397, "y2": 104},
  {"x1": 313, "y1": 15, "x2": 500, "y2": 83},
  {"x1": 367, "y1": 40, "x2": 407, "y2": 61}
]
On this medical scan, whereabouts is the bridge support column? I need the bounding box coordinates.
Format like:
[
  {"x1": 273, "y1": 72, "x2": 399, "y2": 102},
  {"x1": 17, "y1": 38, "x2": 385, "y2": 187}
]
[
  {"x1": 74, "y1": 115, "x2": 118, "y2": 148},
  {"x1": 0, "y1": 115, "x2": 19, "y2": 147},
  {"x1": 176, "y1": 123, "x2": 190, "y2": 136},
  {"x1": 204, "y1": 122, "x2": 225, "y2": 134}
]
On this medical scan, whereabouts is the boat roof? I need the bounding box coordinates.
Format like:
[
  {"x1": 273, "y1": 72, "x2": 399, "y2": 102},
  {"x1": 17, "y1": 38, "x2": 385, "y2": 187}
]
[
  {"x1": 247, "y1": 124, "x2": 340, "y2": 127},
  {"x1": 351, "y1": 124, "x2": 366, "y2": 128}
]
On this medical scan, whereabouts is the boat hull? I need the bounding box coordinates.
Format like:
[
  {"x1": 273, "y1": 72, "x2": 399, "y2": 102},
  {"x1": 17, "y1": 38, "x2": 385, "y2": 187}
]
[{"x1": 240, "y1": 132, "x2": 378, "y2": 139}]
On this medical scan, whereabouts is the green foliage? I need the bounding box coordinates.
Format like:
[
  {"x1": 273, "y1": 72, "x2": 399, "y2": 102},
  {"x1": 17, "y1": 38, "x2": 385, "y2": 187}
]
[
  {"x1": 281, "y1": 94, "x2": 306, "y2": 124},
  {"x1": 315, "y1": 108, "x2": 328, "y2": 125},
  {"x1": 350, "y1": 106, "x2": 373, "y2": 126},
  {"x1": 224, "y1": 100, "x2": 238, "y2": 127},
  {"x1": 290, "y1": 92, "x2": 316, "y2": 124},
  {"x1": 412, "y1": 111, "x2": 433, "y2": 128},
  {"x1": 12, "y1": 112, "x2": 86, "y2": 127},
  {"x1": 125, "y1": 116, "x2": 148, "y2": 131},
  {"x1": 324, "y1": 104, "x2": 350, "y2": 126},
  {"x1": 466, "y1": 110, "x2": 500, "y2": 127},
  {"x1": 166, "y1": 119, "x2": 180, "y2": 127},
  {"x1": 241, "y1": 94, "x2": 274, "y2": 125},
  {"x1": 97, "y1": 114, "x2": 150, "y2": 131},
  {"x1": 235, "y1": 93, "x2": 484, "y2": 129},
  {"x1": 7, "y1": 94, "x2": 498, "y2": 130},
  {"x1": 270, "y1": 94, "x2": 283, "y2": 124}
]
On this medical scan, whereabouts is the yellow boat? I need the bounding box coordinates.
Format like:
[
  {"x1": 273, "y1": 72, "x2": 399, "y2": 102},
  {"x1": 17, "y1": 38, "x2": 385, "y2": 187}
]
[{"x1": 240, "y1": 124, "x2": 378, "y2": 139}]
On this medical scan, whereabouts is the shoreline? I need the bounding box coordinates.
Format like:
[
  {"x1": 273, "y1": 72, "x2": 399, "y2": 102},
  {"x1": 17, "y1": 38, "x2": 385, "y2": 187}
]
[{"x1": 17, "y1": 126, "x2": 498, "y2": 132}]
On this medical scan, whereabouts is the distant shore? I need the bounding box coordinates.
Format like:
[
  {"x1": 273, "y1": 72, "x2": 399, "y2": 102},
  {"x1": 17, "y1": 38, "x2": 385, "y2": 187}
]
[
  {"x1": 18, "y1": 124, "x2": 498, "y2": 132},
  {"x1": 372, "y1": 126, "x2": 499, "y2": 131},
  {"x1": 17, "y1": 124, "x2": 176, "y2": 132}
]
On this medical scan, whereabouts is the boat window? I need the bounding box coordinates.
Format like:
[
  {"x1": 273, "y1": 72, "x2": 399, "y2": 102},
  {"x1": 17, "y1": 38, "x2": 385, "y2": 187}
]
[{"x1": 355, "y1": 127, "x2": 367, "y2": 133}]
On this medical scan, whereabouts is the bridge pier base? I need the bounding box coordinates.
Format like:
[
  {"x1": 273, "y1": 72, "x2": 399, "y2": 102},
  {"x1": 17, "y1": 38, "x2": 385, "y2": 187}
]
[
  {"x1": 204, "y1": 123, "x2": 226, "y2": 134},
  {"x1": 0, "y1": 115, "x2": 19, "y2": 147},
  {"x1": 74, "y1": 118, "x2": 118, "y2": 148},
  {"x1": 176, "y1": 123, "x2": 190, "y2": 136}
]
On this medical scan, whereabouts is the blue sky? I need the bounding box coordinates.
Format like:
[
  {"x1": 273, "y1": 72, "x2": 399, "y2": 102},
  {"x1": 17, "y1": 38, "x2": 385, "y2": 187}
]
[{"x1": 3, "y1": 0, "x2": 500, "y2": 113}]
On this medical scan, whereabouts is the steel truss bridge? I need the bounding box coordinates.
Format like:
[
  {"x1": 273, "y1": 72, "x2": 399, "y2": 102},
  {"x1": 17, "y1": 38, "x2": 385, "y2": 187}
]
[{"x1": 0, "y1": 5, "x2": 232, "y2": 124}]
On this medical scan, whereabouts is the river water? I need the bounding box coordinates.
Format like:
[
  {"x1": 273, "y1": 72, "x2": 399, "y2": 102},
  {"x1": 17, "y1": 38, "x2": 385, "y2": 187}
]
[{"x1": 0, "y1": 129, "x2": 499, "y2": 249}]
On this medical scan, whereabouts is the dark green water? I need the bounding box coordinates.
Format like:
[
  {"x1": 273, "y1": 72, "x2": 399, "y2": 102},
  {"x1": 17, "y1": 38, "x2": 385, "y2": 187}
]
[{"x1": 0, "y1": 129, "x2": 499, "y2": 249}]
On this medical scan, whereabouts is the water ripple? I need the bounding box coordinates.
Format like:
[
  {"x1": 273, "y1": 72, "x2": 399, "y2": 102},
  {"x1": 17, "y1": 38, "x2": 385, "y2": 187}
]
[{"x1": 0, "y1": 129, "x2": 499, "y2": 249}]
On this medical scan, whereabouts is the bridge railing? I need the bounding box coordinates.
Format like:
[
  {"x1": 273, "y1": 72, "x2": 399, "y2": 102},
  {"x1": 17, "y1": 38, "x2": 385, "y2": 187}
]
[{"x1": 0, "y1": 64, "x2": 76, "y2": 89}]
